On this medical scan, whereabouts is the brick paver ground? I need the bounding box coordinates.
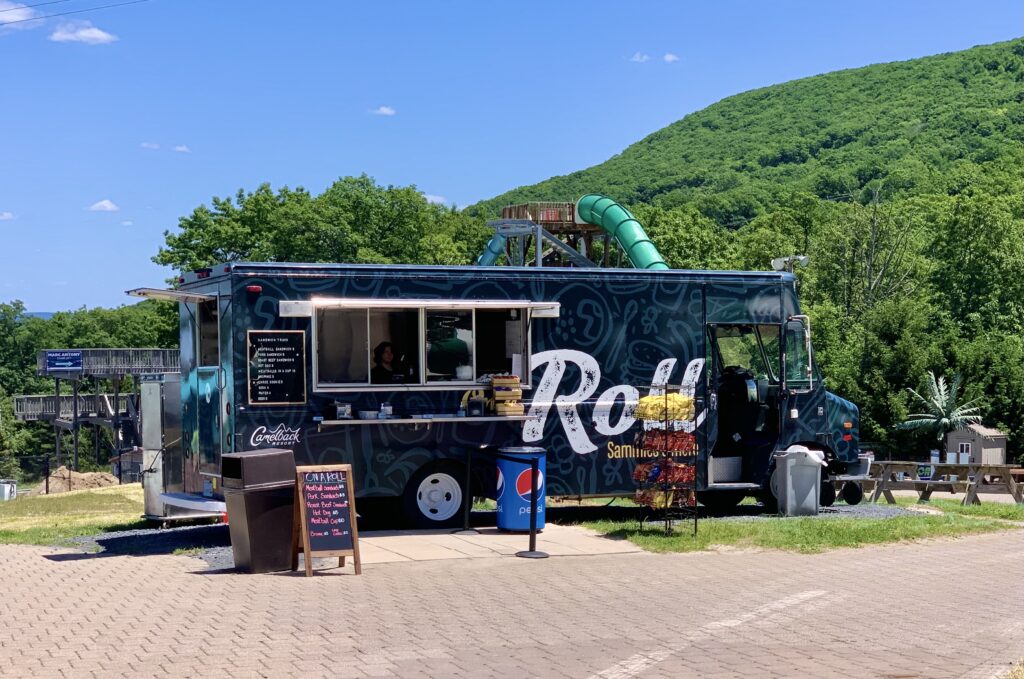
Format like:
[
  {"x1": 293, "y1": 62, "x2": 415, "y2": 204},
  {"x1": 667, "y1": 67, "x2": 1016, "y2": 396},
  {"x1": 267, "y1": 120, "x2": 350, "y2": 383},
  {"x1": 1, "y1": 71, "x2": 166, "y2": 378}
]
[{"x1": 2, "y1": 528, "x2": 1023, "y2": 678}]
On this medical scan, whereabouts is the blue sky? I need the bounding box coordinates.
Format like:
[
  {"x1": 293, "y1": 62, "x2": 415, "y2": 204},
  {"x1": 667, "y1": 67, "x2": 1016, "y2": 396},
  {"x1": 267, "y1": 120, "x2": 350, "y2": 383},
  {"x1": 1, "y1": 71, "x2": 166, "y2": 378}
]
[{"x1": 2, "y1": 0, "x2": 1021, "y2": 311}]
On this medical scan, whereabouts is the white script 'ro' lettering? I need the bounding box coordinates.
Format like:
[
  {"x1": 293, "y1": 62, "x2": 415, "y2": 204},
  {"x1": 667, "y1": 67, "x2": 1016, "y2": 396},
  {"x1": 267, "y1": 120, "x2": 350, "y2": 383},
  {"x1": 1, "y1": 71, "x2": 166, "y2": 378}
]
[{"x1": 524, "y1": 351, "x2": 705, "y2": 455}]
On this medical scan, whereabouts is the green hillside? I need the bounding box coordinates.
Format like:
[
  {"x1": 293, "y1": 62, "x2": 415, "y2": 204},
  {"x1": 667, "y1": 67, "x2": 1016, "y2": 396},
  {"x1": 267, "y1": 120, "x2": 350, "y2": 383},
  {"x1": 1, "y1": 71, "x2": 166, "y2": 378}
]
[
  {"x1": 472, "y1": 38, "x2": 1024, "y2": 460},
  {"x1": 474, "y1": 38, "x2": 1024, "y2": 225}
]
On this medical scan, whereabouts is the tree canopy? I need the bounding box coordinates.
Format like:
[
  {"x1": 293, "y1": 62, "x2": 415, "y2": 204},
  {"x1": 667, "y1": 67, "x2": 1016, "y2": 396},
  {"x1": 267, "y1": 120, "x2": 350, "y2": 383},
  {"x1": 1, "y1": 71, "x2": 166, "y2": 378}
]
[{"x1": 153, "y1": 175, "x2": 491, "y2": 273}]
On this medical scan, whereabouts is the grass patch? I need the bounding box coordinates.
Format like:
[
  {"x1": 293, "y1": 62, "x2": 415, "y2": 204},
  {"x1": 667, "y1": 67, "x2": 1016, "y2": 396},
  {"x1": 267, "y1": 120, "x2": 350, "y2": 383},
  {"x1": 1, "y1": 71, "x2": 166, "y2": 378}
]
[
  {"x1": 0, "y1": 485, "x2": 147, "y2": 545},
  {"x1": 550, "y1": 497, "x2": 636, "y2": 508},
  {"x1": 584, "y1": 513, "x2": 1009, "y2": 554},
  {"x1": 172, "y1": 546, "x2": 205, "y2": 556},
  {"x1": 1006, "y1": 662, "x2": 1024, "y2": 679},
  {"x1": 895, "y1": 497, "x2": 1024, "y2": 521}
]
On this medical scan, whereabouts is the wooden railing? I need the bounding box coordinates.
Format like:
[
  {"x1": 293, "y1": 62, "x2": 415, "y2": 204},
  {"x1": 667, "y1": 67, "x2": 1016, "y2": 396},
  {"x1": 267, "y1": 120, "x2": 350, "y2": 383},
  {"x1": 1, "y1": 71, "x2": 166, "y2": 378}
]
[{"x1": 14, "y1": 394, "x2": 132, "y2": 421}]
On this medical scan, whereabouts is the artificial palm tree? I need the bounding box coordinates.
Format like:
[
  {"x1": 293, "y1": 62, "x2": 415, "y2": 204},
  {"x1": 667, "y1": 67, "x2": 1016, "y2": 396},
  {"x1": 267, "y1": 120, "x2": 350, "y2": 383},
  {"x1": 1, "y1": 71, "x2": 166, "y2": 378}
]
[{"x1": 895, "y1": 371, "x2": 982, "y2": 449}]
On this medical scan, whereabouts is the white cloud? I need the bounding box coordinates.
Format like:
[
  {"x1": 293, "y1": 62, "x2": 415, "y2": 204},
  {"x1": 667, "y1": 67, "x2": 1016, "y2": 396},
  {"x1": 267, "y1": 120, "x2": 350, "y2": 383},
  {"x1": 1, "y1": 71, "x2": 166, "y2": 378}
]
[
  {"x1": 371, "y1": 105, "x2": 396, "y2": 116},
  {"x1": 140, "y1": 142, "x2": 160, "y2": 150},
  {"x1": 0, "y1": 2, "x2": 41, "y2": 31},
  {"x1": 120, "y1": 220, "x2": 133, "y2": 226},
  {"x1": 0, "y1": 211, "x2": 14, "y2": 220},
  {"x1": 49, "y1": 21, "x2": 118, "y2": 45},
  {"x1": 629, "y1": 52, "x2": 650, "y2": 63},
  {"x1": 424, "y1": 194, "x2": 447, "y2": 205},
  {"x1": 87, "y1": 199, "x2": 119, "y2": 212},
  {"x1": 663, "y1": 52, "x2": 680, "y2": 63},
  {"x1": 173, "y1": 144, "x2": 191, "y2": 153}
]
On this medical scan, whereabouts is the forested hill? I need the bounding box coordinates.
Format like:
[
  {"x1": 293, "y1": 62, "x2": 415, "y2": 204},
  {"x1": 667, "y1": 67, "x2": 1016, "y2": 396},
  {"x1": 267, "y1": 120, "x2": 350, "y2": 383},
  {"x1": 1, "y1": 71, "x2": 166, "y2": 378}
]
[{"x1": 472, "y1": 38, "x2": 1024, "y2": 224}]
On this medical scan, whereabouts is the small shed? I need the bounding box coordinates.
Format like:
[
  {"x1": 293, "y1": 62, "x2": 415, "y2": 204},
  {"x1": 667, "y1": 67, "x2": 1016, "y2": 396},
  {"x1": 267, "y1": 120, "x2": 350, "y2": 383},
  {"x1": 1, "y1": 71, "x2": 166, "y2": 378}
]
[{"x1": 946, "y1": 424, "x2": 1008, "y2": 465}]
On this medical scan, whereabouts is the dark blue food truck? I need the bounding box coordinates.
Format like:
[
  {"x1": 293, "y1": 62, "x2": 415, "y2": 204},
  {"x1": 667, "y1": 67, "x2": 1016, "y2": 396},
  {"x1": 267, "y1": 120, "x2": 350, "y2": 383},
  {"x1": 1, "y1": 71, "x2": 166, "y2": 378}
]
[{"x1": 131, "y1": 195, "x2": 860, "y2": 526}]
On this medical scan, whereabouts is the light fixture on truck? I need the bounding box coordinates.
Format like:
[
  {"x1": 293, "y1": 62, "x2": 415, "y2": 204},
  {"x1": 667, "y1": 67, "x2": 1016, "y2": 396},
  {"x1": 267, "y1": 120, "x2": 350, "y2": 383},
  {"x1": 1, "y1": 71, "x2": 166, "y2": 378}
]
[{"x1": 278, "y1": 297, "x2": 560, "y2": 318}]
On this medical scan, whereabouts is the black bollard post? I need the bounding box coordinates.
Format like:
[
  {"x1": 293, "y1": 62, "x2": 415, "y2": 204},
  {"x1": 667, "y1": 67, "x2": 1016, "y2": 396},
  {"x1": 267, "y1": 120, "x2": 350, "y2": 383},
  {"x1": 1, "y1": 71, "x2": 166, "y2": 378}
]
[
  {"x1": 452, "y1": 447, "x2": 480, "y2": 535},
  {"x1": 515, "y1": 454, "x2": 548, "y2": 559}
]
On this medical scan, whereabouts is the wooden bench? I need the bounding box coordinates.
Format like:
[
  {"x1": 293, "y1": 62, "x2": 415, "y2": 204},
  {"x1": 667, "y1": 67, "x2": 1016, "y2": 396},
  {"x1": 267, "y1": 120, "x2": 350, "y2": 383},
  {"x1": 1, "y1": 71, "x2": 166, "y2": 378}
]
[{"x1": 869, "y1": 461, "x2": 1023, "y2": 505}]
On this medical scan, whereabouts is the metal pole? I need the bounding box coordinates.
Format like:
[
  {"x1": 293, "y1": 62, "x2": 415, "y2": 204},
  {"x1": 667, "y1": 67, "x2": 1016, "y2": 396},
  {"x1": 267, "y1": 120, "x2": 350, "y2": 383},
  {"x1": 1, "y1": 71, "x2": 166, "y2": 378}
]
[
  {"x1": 113, "y1": 377, "x2": 121, "y2": 484},
  {"x1": 44, "y1": 456, "x2": 49, "y2": 495},
  {"x1": 528, "y1": 457, "x2": 538, "y2": 551},
  {"x1": 54, "y1": 378, "x2": 61, "y2": 469},
  {"x1": 535, "y1": 224, "x2": 543, "y2": 267},
  {"x1": 94, "y1": 377, "x2": 101, "y2": 465},
  {"x1": 515, "y1": 454, "x2": 548, "y2": 559},
  {"x1": 72, "y1": 379, "x2": 80, "y2": 471},
  {"x1": 452, "y1": 447, "x2": 480, "y2": 535}
]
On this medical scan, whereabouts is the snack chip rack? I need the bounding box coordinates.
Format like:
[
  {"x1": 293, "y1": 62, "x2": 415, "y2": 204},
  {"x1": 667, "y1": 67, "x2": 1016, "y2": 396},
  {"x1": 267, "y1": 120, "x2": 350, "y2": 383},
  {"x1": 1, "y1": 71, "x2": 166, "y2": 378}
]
[{"x1": 632, "y1": 384, "x2": 698, "y2": 537}]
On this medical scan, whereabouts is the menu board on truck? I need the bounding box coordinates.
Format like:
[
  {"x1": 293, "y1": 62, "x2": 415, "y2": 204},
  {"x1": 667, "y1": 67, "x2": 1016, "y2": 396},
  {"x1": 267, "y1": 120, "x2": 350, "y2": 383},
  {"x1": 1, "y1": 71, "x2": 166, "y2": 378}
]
[
  {"x1": 247, "y1": 330, "x2": 307, "y2": 406},
  {"x1": 291, "y1": 464, "x2": 361, "y2": 576}
]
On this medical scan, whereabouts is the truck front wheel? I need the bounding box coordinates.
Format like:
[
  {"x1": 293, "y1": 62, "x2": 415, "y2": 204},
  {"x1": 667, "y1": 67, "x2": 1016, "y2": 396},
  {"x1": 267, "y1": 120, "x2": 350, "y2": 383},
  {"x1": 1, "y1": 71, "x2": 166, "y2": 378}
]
[{"x1": 403, "y1": 463, "x2": 466, "y2": 529}]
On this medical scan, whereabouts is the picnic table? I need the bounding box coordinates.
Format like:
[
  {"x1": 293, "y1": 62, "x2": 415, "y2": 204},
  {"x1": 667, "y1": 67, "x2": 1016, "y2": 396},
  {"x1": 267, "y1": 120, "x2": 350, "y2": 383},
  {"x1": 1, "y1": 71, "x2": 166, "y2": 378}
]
[{"x1": 868, "y1": 461, "x2": 1023, "y2": 506}]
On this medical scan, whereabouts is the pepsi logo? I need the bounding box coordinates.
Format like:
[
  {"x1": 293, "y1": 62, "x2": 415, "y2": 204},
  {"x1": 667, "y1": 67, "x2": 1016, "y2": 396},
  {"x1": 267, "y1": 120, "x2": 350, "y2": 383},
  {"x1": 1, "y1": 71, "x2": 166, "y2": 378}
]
[
  {"x1": 496, "y1": 468, "x2": 505, "y2": 498},
  {"x1": 515, "y1": 468, "x2": 544, "y2": 501}
]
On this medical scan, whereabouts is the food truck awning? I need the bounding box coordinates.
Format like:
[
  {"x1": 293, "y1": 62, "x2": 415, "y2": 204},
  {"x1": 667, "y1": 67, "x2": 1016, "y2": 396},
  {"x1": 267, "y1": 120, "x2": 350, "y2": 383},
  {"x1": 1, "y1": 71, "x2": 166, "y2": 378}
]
[
  {"x1": 280, "y1": 298, "x2": 560, "y2": 318},
  {"x1": 126, "y1": 288, "x2": 216, "y2": 303}
]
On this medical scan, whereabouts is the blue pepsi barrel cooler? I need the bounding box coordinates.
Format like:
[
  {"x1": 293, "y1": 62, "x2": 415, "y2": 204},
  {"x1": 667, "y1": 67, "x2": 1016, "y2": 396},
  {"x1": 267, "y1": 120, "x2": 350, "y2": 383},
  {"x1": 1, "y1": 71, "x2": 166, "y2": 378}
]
[{"x1": 496, "y1": 447, "x2": 546, "y2": 532}]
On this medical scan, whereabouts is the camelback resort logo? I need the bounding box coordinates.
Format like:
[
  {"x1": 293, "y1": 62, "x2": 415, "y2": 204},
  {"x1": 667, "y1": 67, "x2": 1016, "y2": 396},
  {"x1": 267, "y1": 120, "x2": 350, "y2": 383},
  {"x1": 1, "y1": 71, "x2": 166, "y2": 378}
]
[
  {"x1": 524, "y1": 350, "x2": 706, "y2": 457},
  {"x1": 250, "y1": 423, "x2": 302, "y2": 448}
]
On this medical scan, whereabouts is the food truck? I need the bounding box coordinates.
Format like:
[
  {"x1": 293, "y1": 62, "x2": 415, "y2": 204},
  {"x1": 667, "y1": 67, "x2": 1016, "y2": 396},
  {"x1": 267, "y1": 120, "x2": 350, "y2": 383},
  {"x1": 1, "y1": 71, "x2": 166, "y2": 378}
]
[{"x1": 130, "y1": 246, "x2": 860, "y2": 526}]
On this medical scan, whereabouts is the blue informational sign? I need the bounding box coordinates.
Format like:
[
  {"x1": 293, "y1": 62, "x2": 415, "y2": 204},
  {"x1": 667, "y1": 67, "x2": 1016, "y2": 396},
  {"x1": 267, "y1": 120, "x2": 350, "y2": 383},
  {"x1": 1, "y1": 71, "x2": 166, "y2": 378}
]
[{"x1": 45, "y1": 350, "x2": 83, "y2": 372}]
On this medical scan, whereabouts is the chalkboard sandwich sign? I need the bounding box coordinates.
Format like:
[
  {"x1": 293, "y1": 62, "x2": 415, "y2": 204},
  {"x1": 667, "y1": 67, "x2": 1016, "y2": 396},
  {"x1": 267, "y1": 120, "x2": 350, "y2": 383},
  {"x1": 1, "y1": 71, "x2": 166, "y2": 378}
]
[
  {"x1": 247, "y1": 330, "x2": 307, "y2": 406},
  {"x1": 291, "y1": 464, "x2": 361, "y2": 576}
]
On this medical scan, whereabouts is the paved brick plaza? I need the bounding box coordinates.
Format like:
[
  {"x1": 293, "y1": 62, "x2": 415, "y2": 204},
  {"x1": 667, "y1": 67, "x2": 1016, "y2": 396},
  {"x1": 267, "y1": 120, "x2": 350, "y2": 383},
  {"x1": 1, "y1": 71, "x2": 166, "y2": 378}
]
[{"x1": 2, "y1": 529, "x2": 1023, "y2": 679}]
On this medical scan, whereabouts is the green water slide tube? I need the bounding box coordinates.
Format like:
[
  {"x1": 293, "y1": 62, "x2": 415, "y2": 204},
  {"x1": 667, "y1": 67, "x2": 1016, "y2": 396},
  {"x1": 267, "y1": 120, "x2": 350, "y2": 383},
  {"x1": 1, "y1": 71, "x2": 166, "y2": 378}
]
[
  {"x1": 475, "y1": 232, "x2": 507, "y2": 266},
  {"x1": 575, "y1": 194, "x2": 668, "y2": 270},
  {"x1": 475, "y1": 193, "x2": 667, "y2": 268}
]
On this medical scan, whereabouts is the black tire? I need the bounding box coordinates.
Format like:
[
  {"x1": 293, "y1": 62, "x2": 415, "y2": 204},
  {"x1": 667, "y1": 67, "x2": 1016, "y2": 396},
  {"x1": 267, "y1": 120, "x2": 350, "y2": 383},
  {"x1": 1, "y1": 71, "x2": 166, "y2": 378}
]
[
  {"x1": 403, "y1": 462, "x2": 467, "y2": 529},
  {"x1": 356, "y1": 497, "x2": 405, "y2": 530},
  {"x1": 841, "y1": 481, "x2": 864, "y2": 506},
  {"x1": 757, "y1": 490, "x2": 779, "y2": 513},
  {"x1": 820, "y1": 480, "x2": 837, "y2": 507},
  {"x1": 696, "y1": 490, "x2": 746, "y2": 514}
]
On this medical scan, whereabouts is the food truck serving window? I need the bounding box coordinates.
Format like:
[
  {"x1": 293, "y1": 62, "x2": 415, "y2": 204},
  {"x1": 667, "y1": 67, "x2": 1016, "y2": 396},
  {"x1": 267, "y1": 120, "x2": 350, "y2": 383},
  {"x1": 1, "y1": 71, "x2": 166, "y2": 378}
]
[{"x1": 309, "y1": 299, "x2": 555, "y2": 391}]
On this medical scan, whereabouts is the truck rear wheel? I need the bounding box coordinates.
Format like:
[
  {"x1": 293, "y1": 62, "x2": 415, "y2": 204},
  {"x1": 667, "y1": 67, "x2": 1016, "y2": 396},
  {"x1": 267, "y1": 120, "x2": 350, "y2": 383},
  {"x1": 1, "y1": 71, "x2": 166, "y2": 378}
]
[
  {"x1": 841, "y1": 481, "x2": 864, "y2": 505},
  {"x1": 696, "y1": 490, "x2": 745, "y2": 514},
  {"x1": 403, "y1": 463, "x2": 466, "y2": 529}
]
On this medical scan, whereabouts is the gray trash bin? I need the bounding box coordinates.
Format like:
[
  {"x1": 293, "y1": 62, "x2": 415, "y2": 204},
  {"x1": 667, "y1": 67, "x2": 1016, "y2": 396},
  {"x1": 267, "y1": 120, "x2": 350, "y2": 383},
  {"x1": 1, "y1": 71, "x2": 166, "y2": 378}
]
[
  {"x1": 773, "y1": 446, "x2": 826, "y2": 517},
  {"x1": 0, "y1": 479, "x2": 16, "y2": 501}
]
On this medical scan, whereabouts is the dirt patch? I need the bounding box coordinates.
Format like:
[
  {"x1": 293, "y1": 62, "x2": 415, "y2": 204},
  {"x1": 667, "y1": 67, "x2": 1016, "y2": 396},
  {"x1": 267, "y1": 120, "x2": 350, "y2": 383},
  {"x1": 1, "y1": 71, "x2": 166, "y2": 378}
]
[{"x1": 30, "y1": 466, "x2": 120, "y2": 495}]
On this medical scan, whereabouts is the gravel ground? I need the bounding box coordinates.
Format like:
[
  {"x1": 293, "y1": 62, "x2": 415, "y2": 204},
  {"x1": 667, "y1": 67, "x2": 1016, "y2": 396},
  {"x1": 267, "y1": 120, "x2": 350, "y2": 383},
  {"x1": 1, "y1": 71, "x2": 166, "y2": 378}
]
[
  {"x1": 60, "y1": 500, "x2": 915, "y2": 571},
  {"x1": 68, "y1": 523, "x2": 232, "y2": 570}
]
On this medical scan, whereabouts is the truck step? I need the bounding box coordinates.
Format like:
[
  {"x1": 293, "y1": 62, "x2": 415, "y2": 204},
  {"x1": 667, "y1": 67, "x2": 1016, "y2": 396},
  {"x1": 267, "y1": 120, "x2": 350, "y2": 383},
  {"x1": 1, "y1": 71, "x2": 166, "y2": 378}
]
[{"x1": 705, "y1": 483, "x2": 761, "y2": 490}]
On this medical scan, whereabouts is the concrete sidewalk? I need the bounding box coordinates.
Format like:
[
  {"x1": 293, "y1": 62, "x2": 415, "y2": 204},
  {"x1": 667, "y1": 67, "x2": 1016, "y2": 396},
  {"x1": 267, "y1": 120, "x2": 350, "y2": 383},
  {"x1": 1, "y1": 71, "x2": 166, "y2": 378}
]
[
  {"x1": 353, "y1": 523, "x2": 642, "y2": 564},
  {"x1": 4, "y1": 529, "x2": 1024, "y2": 678}
]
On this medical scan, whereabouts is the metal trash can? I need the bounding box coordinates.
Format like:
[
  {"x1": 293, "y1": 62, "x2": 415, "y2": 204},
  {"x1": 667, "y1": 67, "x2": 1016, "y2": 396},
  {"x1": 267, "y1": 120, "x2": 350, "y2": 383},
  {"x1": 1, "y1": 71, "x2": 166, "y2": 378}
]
[
  {"x1": 773, "y1": 446, "x2": 827, "y2": 517},
  {"x1": 496, "y1": 447, "x2": 545, "y2": 532},
  {"x1": 221, "y1": 448, "x2": 296, "y2": 573},
  {"x1": 0, "y1": 479, "x2": 16, "y2": 502}
]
